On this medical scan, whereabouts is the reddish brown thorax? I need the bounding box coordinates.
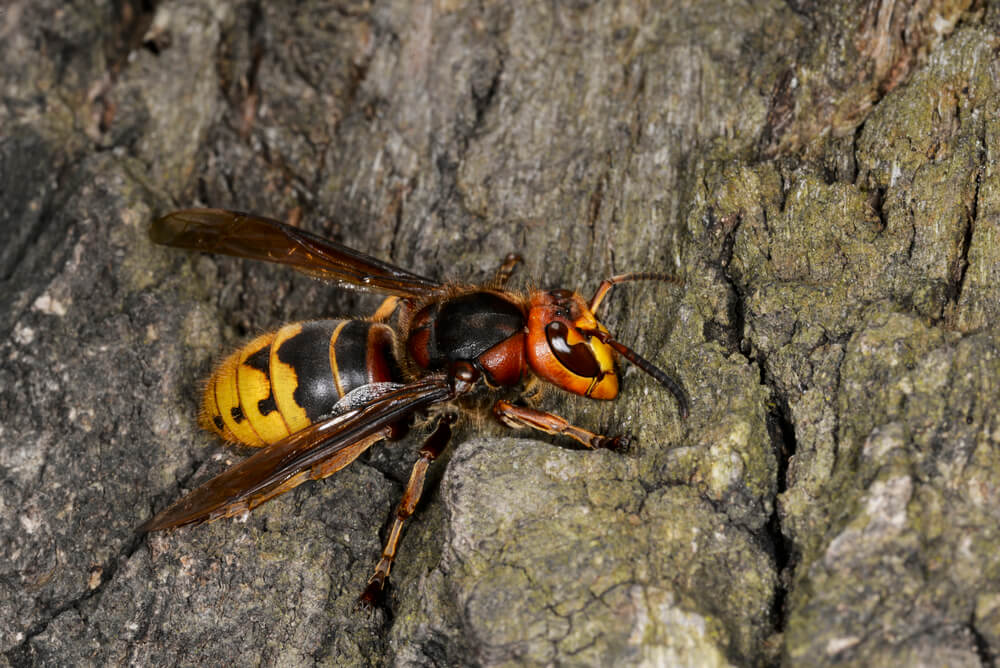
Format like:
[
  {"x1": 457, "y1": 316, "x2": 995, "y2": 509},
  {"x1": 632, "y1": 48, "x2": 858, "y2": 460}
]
[{"x1": 404, "y1": 291, "x2": 528, "y2": 388}]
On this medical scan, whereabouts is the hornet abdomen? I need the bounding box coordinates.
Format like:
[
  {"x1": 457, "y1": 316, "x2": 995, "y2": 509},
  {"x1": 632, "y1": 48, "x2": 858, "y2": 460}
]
[{"x1": 202, "y1": 319, "x2": 401, "y2": 446}]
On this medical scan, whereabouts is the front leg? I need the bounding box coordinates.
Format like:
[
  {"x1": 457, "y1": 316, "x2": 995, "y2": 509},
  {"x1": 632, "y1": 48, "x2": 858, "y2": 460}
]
[{"x1": 492, "y1": 399, "x2": 624, "y2": 450}]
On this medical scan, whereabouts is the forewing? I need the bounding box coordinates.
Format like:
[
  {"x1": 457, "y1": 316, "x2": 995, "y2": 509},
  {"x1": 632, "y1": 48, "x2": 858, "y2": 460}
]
[
  {"x1": 138, "y1": 375, "x2": 453, "y2": 531},
  {"x1": 151, "y1": 208, "x2": 444, "y2": 297}
]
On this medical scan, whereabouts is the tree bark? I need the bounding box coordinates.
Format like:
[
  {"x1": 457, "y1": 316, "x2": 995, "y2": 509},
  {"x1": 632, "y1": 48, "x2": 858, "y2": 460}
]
[{"x1": 2, "y1": 0, "x2": 997, "y2": 665}]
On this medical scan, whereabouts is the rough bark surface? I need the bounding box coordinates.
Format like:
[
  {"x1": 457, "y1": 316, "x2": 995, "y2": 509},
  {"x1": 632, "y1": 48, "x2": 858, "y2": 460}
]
[{"x1": 1, "y1": 0, "x2": 997, "y2": 666}]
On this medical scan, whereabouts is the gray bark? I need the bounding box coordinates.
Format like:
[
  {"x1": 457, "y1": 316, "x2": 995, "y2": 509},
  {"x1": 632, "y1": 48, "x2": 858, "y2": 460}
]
[{"x1": 2, "y1": 0, "x2": 997, "y2": 665}]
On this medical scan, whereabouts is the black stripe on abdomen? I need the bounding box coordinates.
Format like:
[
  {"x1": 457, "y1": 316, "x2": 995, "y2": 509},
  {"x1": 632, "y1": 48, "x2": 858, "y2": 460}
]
[
  {"x1": 333, "y1": 320, "x2": 375, "y2": 393},
  {"x1": 275, "y1": 321, "x2": 341, "y2": 422}
]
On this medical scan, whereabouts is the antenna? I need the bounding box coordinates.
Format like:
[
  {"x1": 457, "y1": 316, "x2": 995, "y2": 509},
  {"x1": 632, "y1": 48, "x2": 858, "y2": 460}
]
[
  {"x1": 588, "y1": 329, "x2": 689, "y2": 419},
  {"x1": 585, "y1": 271, "x2": 687, "y2": 417},
  {"x1": 589, "y1": 272, "x2": 683, "y2": 314}
]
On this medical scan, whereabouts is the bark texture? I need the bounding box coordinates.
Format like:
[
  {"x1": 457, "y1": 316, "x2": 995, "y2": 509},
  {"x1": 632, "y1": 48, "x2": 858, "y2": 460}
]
[{"x1": 2, "y1": 0, "x2": 997, "y2": 666}]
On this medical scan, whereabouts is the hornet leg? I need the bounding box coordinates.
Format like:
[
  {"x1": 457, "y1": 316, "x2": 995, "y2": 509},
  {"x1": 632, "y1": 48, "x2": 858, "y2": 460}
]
[
  {"x1": 358, "y1": 412, "x2": 457, "y2": 608},
  {"x1": 493, "y1": 253, "x2": 523, "y2": 287},
  {"x1": 371, "y1": 296, "x2": 401, "y2": 322},
  {"x1": 493, "y1": 400, "x2": 624, "y2": 450}
]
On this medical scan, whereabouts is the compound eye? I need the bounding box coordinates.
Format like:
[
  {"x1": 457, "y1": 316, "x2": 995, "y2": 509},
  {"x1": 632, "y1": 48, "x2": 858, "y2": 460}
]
[{"x1": 545, "y1": 321, "x2": 600, "y2": 377}]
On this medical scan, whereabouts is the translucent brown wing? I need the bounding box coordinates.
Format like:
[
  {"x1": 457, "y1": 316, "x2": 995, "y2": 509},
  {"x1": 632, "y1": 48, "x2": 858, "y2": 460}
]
[
  {"x1": 138, "y1": 376, "x2": 453, "y2": 532},
  {"x1": 150, "y1": 208, "x2": 444, "y2": 297}
]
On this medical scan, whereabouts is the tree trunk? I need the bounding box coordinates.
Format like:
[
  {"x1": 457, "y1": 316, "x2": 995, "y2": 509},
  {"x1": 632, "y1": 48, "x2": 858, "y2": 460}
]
[{"x1": 2, "y1": 0, "x2": 997, "y2": 665}]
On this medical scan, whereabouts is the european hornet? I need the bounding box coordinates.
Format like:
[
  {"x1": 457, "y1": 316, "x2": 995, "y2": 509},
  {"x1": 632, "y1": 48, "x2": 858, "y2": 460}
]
[{"x1": 140, "y1": 208, "x2": 688, "y2": 606}]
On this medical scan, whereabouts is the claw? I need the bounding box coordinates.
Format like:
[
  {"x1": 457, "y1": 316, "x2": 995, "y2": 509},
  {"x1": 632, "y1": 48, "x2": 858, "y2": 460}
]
[
  {"x1": 357, "y1": 575, "x2": 386, "y2": 611},
  {"x1": 597, "y1": 434, "x2": 632, "y2": 452}
]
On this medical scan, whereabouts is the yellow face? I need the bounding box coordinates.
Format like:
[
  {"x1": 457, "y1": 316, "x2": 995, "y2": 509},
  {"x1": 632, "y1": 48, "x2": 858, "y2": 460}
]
[{"x1": 525, "y1": 290, "x2": 619, "y2": 399}]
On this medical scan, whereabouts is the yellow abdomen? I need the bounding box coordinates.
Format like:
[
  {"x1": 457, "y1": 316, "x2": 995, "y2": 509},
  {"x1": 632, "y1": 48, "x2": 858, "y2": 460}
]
[{"x1": 201, "y1": 320, "x2": 398, "y2": 447}]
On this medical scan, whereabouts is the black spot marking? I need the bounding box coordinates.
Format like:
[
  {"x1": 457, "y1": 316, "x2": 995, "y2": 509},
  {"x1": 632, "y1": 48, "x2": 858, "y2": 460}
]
[
  {"x1": 245, "y1": 344, "x2": 277, "y2": 416},
  {"x1": 213, "y1": 415, "x2": 225, "y2": 431},
  {"x1": 244, "y1": 345, "x2": 270, "y2": 372},
  {"x1": 258, "y1": 395, "x2": 277, "y2": 416},
  {"x1": 231, "y1": 406, "x2": 245, "y2": 423}
]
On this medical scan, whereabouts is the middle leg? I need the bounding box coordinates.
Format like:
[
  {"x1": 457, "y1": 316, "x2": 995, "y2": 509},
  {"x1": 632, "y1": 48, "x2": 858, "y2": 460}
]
[{"x1": 493, "y1": 253, "x2": 523, "y2": 287}]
